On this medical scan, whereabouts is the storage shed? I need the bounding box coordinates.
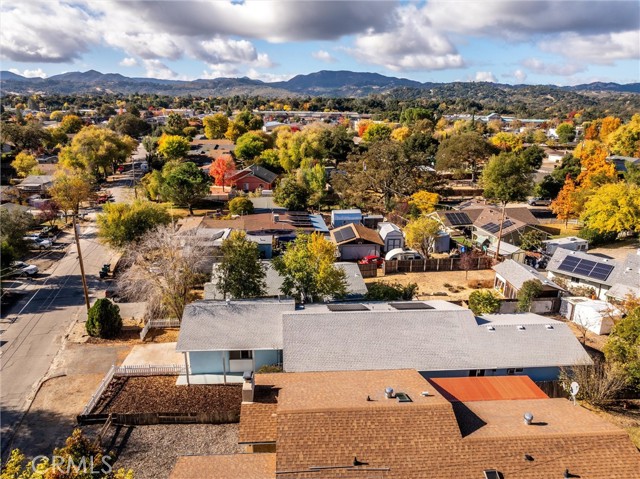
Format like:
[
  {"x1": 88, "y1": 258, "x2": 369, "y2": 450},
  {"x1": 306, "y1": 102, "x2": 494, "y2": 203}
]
[
  {"x1": 331, "y1": 209, "x2": 362, "y2": 228},
  {"x1": 377, "y1": 222, "x2": 404, "y2": 253}
]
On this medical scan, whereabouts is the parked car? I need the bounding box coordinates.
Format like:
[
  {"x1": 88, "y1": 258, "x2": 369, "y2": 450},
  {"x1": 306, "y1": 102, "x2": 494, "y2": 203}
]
[
  {"x1": 39, "y1": 225, "x2": 60, "y2": 239},
  {"x1": 358, "y1": 255, "x2": 384, "y2": 267},
  {"x1": 23, "y1": 235, "x2": 53, "y2": 250},
  {"x1": 8, "y1": 261, "x2": 39, "y2": 277},
  {"x1": 384, "y1": 248, "x2": 425, "y2": 261},
  {"x1": 528, "y1": 197, "x2": 552, "y2": 206}
]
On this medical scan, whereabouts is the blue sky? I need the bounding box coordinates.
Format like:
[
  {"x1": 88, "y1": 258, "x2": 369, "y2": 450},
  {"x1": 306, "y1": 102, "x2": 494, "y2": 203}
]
[{"x1": 2, "y1": 1, "x2": 639, "y2": 85}]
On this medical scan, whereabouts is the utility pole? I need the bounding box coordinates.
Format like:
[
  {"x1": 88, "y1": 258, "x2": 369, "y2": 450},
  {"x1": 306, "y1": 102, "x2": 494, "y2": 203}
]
[{"x1": 73, "y1": 214, "x2": 91, "y2": 311}]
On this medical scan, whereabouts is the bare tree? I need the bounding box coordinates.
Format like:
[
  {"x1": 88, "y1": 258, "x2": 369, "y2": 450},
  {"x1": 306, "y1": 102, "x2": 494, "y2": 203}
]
[
  {"x1": 560, "y1": 359, "x2": 627, "y2": 407},
  {"x1": 117, "y1": 226, "x2": 210, "y2": 320}
]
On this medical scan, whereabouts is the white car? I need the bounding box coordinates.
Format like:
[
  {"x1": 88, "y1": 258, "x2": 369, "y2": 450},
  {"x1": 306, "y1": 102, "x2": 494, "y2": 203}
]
[
  {"x1": 384, "y1": 248, "x2": 425, "y2": 261},
  {"x1": 9, "y1": 261, "x2": 39, "y2": 277},
  {"x1": 23, "y1": 236, "x2": 53, "y2": 250}
]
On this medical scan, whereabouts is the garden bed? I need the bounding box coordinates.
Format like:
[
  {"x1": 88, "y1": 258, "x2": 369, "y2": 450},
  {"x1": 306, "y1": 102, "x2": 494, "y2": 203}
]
[{"x1": 94, "y1": 376, "x2": 242, "y2": 416}]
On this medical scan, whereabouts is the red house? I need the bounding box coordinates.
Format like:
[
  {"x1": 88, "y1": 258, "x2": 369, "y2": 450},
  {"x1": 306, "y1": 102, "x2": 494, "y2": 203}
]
[{"x1": 228, "y1": 165, "x2": 278, "y2": 192}]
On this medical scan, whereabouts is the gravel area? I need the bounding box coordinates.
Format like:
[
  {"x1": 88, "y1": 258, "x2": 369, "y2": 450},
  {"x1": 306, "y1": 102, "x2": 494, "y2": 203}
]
[
  {"x1": 108, "y1": 423, "x2": 241, "y2": 479},
  {"x1": 97, "y1": 376, "x2": 242, "y2": 414}
]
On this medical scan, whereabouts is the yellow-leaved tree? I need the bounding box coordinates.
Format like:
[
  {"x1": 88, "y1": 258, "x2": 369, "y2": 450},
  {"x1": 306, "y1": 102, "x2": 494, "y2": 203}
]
[
  {"x1": 404, "y1": 216, "x2": 442, "y2": 258},
  {"x1": 409, "y1": 191, "x2": 440, "y2": 214},
  {"x1": 580, "y1": 182, "x2": 640, "y2": 234},
  {"x1": 573, "y1": 139, "x2": 616, "y2": 188}
]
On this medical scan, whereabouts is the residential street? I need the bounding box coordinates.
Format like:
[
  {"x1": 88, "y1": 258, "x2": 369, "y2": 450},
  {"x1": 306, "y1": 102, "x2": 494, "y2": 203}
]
[{"x1": 0, "y1": 219, "x2": 119, "y2": 455}]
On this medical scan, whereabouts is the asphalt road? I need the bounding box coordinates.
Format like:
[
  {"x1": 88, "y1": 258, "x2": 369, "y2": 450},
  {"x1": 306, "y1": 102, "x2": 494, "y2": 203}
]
[{"x1": 0, "y1": 221, "x2": 118, "y2": 455}]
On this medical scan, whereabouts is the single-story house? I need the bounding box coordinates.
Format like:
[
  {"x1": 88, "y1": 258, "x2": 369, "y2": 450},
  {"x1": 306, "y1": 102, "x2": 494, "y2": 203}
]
[
  {"x1": 606, "y1": 251, "x2": 640, "y2": 302},
  {"x1": 543, "y1": 236, "x2": 589, "y2": 256},
  {"x1": 485, "y1": 241, "x2": 526, "y2": 262},
  {"x1": 607, "y1": 155, "x2": 640, "y2": 175},
  {"x1": 249, "y1": 196, "x2": 285, "y2": 213},
  {"x1": 228, "y1": 165, "x2": 278, "y2": 192},
  {"x1": 188, "y1": 138, "x2": 235, "y2": 163},
  {"x1": 176, "y1": 299, "x2": 591, "y2": 384},
  {"x1": 192, "y1": 212, "x2": 328, "y2": 239},
  {"x1": 560, "y1": 297, "x2": 621, "y2": 335},
  {"x1": 493, "y1": 259, "x2": 565, "y2": 299},
  {"x1": 470, "y1": 207, "x2": 548, "y2": 248},
  {"x1": 330, "y1": 222, "x2": 384, "y2": 260},
  {"x1": 204, "y1": 261, "x2": 367, "y2": 300},
  {"x1": 546, "y1": 249, "x2": 621, "y2": 300},
  {"x1": 17, "y1": 175, "x2": 54, "y2": 194},
  {"x1": 170, "y1": 371, "x2": 640, "y2": 479},
  {"x1": 377, "y1": 222, "x2": 404, "y2": 252},
  {"x1": 330, "y1": 208, "x2": 362, "y2": 228}
]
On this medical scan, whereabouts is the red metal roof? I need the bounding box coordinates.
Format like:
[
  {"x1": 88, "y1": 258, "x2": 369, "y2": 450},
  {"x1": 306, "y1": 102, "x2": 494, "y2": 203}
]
[{"x1": 428, "y1": 376, "x2": 548, "y2": 402}]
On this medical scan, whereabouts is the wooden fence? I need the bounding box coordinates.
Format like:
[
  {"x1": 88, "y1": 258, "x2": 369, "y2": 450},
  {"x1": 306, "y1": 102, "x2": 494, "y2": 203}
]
[
  {"x1": 357, "y1": 263, "x2": 378, "y2": 278},
  {"x1": 78, "y1": 411, "x2": 240, "y2": 426},
  {"x1": 535, "y1": 381, "x2": 567, "y2": 398},
  {"x1": 140, "y1": 318, "x2": 181, "y2": 341},
  {"x1": 384, "y1": 256, "x2": 495, "y2": 275}
]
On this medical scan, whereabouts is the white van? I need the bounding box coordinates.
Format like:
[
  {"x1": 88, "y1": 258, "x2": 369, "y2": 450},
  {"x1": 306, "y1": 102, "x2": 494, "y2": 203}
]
[{"x1": 384, "y1": 248, "x2": 425, "y2": 261}]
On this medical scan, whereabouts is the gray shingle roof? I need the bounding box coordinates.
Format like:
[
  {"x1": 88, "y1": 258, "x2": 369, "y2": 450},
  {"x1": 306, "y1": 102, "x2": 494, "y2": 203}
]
[
  {"x1": 176, "y1": 299, "x2": 295, "y2": 352},
  {"x1": 493, "y1": 259, "x2": 564, "y2": 291},
  {"x1": 248, "y1": 164, "x2": 278, "y2": 184},
  {"x1": 546, "y1": 249, "x2": 620, "y2": 286},
  {"x1": 283, "y1": 309, "x2": 591, "y2": 373}
]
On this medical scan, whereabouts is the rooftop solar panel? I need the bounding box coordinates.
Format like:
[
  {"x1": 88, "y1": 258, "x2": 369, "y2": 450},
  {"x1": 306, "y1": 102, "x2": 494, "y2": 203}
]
[
  {"x1": 502, "y1": 220, "x2": 514, "y2": 228},
  {"x1": 327, "y1": 304, "x2": 370, "y2": 312},
  {"x1": 444, "y1": 212, "x2": 471, "y2": 226},
  {"x1": 340, "y1": 227, "x2": 356, "y2": 242},
  {"x1": 481, "y1": 222, "x2": 500, "y2": 234},
  {"x1": 389, "y1": 302, "x2": 435, "y2": 310},
  {"x1": 556, "y1": 256, "x2": 614, "y2": 281}
]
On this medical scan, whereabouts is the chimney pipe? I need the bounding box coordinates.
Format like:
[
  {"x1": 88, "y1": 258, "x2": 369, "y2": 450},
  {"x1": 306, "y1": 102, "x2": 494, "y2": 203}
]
[
  {"x1": 524, "y1": 412, "x2": 533, "y2": 425},
  {"x1": 242, "y1": 371, "x2": 255, "y2": 404},
  {"x1": 385, "y1": 387, "x2": 394, "y2": 399}
]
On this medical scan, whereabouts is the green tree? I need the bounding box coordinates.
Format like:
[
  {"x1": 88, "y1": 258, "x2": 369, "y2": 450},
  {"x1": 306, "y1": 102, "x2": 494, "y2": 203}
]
[
  {"x1": 160, "y1": 161, "x2": 210, "y2": 215},
  {"x1": 604, "y1": 306, "x2": 640, "y2": 390},
  {"x1": 519, "y1": 230, "x2": 547, "y2": 251},
  {"x1": 228, "y1": 196, "x2": 254, "y2": 215},
  {"x1": 203, "y1": 113, "x2": 229, "y2": 139},
  {"x1": 163, "y1": 112, "x2": 189, "y2": 136},
  {"x1": 140, "y1": 169, "x2": 164, "y2": 201},
  {"x1": 0, "y1": 209, "x2": 33, "y2": 259},
  {"x1": 365, "y1": 281, "x2": 418, "y2": 301},
  {"x1": 535, "y1": 174, "x2": 564, "y2": 200},
  {"x1": 108, "y1": 112, "x2": 151, "y2": 137},
  {"x1": 214, "y1": 231, "x2": 266, "y2": 299},
  {"x1": 11, "y1": 151, "x2": 39, "y2": 178},
  {"x1": 577, "y1": 227, "x2": 617, "y2": 247},
  {"x1": 274, "y1": 175, "x2": 310, "y2": 211},
  {"x1": 400, "y1": 107, "x2": 433, "y2": 125},
  {"x1": 225, "y1": 121, "x2": 248, "y2": 142},
  {"x1": 468, "y1": 289, "x2": 501, "y2": 315},
  {"x1": 624, "y1": 160, "x2": 640, "y2": 186},
  {"x1": 516, "y1": 279, "x2": 543, "y2": 312},
  {"x1": 97, "y1": 200, "x2": 171, "y2": 248},
  {"x1": 86, "y1": 298, "x2": 122, "y2": 338},
  {"x1": 481, "y1": 153, "x2": 535, "y2": 258},
  {"x1": 435, "y1": 131, "x2": 496, "y2": 181},
  {"x1": 521, "y1": 145, "x2": 545, "y2": 170},
  {"x1": 235, "y1": 131, "x2": 271, "y2": 162},
  {"x1": 404, "y1": 216, "x2": 441, "y2": 258},
  {"x1": 556, "y1": 123, "x2": 576, "y2": 143},
  {"x1": 273, "y1": 233, "x2": 347, "y2": 303},
  {"x1": 157, "y1": 134, "x2": 190, "y2": 162}
]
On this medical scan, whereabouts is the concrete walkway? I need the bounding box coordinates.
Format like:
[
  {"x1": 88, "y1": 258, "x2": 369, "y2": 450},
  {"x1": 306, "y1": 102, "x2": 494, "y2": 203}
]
[{"x1": 122, "y1": 342, "x2": 183, "y2": 366}]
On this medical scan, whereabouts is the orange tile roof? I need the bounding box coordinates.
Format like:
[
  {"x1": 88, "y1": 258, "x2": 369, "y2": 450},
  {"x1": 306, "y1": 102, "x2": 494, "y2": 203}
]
[
  {"x1": 170, "y1": 453, "x2": 275, "y2": 479},
  {"x1": 429, "y1": 376, "x2": 549, "y2": 402}
]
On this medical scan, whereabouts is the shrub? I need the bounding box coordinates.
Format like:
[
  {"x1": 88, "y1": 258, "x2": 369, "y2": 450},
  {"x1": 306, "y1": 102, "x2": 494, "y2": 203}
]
[
  {"x1": 228, "y1": 196, "x2": 254, "y2": 215},
  {"x1": 365, "y1": 281, "x2": 418, "y2": 301},
  {"x1": 578, "y1": 227, "x2": 617, "y2": 247},
  {"x1": 559, "y1": 359, "x2": 628, "y2": 407},
  {"x1": 257, "y1": 364, "x2": 283, "y2": 374},
  {"x1": 517, "y1": 279, "x2": 543, "y2": 312},
  {"x1": 468, "y1": 289, "x2": 500, "y2": 315},
  {"x1": 86, "y1": 298, "x2": 122, "y2": 339}
]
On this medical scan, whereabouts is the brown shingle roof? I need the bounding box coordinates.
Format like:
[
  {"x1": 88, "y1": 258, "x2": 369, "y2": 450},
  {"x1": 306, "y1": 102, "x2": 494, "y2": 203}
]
[{"x1": 170, "y1": 453, "x2": 275, "y2": 479}]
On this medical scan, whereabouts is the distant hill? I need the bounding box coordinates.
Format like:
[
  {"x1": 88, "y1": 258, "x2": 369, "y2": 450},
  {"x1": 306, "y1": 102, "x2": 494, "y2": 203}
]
[{"x1": 2, "y1": 69, "x2": 638, "y2": 98}]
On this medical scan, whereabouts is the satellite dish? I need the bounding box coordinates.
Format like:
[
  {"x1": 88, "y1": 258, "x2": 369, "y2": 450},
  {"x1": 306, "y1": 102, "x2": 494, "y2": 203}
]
[{"x1": 569, "y1": 381, "x2": 579, "y2": 405}]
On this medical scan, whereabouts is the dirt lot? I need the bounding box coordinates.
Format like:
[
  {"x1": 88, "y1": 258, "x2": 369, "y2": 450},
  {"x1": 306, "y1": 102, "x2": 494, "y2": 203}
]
[
  {"x1": 366, "y1": 269, "x2": 495, "y2": 301},
  {"x1": 588, "y1": 238, "x2": 639, "y2": 262},
  {"x1": 582, "y1": 401, "x2": 640, "y2": 449},
  {"x1": 107, "y1": 423, "x2": 241, "y2": 479},
  {"x1": 97, "y1": 376, "x2": 242, "y2": 415}
]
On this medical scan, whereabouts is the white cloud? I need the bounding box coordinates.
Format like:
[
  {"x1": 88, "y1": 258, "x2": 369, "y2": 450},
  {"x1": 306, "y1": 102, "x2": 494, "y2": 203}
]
[
  {"x1": 142, "y1": 59, "x2": 179, "y2": 80},
  {"x1": 8, "y1": 68, "x2": 47, "y2": 78},
  {"x1": 349, "y1": 4, "x2": 464, "y2": 71},
  {"x1": 513, "y1": 69, "x2": 527, "y2": 82},
  {"x1": 539, "y1": 31, "x2": 640, "y2": 64},
  {"x1": 312, "y1": 50, "x2": 336, "y2": 63},
  {"x1": 245, "y1": 68, "x2": 294, "y2": 83},
  {"x1": 119, "y1": 57, "x2": 138, "y2": 67},
  {"x1": 522, "y1": 58, "x2": 586, "y2": 76},
  {"x1": 474, "y1": 71, "x2": 496, "y2": 82}
]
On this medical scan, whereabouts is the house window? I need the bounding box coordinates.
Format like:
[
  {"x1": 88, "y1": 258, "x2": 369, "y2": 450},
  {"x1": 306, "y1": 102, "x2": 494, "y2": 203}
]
[
  {"x1": 388, "y1": 238, "x2": 402, "y2": 250},
  {"x1": 507, "y1": 368, "x2": 515, "y2": 375},
  {"x1": 515, "y1": 368, "x2": 524, "y2": 373},
  {"x1": 229, "y1": 350, "x2": 253, "y2": 360},
  {"x1": 469, "y1": 369, "x2": 485, "y2": 377}
]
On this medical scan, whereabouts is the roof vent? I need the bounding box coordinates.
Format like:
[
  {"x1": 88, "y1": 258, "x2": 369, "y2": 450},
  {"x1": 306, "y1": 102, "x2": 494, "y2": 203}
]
[
  {"x1": 524, "y1": 412, "x2": 533, "y2": 425},
  {"x1": 421, "y1": 391, "x2": 430, "y2": 397},
  {"x1": 486, "y1": 325, "x2": 495, "y2": 331},
  {"x1": 385, "y1": 387, "x2": 394, "y2": 399},
  {"x1": 518, "y1": 325, "x2": 526, "y2": 331},
  {"x1": 545, "y1": 324, "x2": 554, "y2": 330}
]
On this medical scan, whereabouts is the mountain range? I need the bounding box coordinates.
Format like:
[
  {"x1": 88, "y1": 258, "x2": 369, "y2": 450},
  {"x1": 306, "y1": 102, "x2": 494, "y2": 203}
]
[{"x1": 1, "y1": 69, "x2": 639, "y2": 98}]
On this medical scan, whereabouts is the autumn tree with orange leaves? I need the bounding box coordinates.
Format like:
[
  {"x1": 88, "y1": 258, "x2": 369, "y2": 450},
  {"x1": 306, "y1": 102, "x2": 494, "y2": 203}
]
[
  {"x1": 550, "y1": 175, "x2": 579, "y2": 227},
  {"x1": 209, "y1": 156, "x2": 237, "y2": 191},
  {"x1": 574, "y1": 140, "x2": 616, "y2": 188}
]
